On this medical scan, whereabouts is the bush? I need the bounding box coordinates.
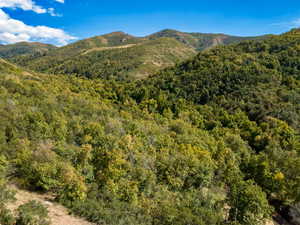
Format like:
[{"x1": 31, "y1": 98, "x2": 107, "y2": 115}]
[
  {"x1": 229, "y1": 180, "x2": 273, "y2": 225},
  {"x1": 0, "y1": 208, "x2": 15, "y2": 225},
  {"x1": 16, "y1": 201, "x2": 50, "y2": 225}
]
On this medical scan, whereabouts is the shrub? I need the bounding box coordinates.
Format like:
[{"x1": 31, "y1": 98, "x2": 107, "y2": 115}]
[{"x1": 16, "y1": 201, "x2": 50, "y2": 225}]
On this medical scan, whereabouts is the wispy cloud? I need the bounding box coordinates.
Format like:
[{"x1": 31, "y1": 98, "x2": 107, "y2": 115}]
[
  {"x1": 55, "y1": 0, "x2": 65, "y2": 3},
  {"x1": 291, "y1": 18, "x2": 300, "y2": 27},
  {"x1": 48, "y1": 7, "x2": 62, "y2": 17},
  {"x1": 271, "y1": 18, "x2": 300, "y2": 29}
]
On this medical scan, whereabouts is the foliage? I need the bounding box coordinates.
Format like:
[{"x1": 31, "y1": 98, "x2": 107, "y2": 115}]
[
  {"x1": 229, "y1": 180, "x2": 273, "y2": 225},
  {"x1": 0, "y1": 155, "x2": 50, "y2": 225},
  {"x1": 0, "y1": 42, "x2": 55, "y2": 59},
  {"x1": 16, "y1": 201, "x2": 50, "y2": 225},
  {"x1": 13, "y1": 37, "x2": 196, "y2": 80},
  {"x1": 148, "y1": 29, "x2": 269, "y2": 51},
  {"x1": 9, "y1": 29, "x2": 267, "y2": 80},
  {"x1": 0, "y1": 29, "x2": 299, "y2": 225}
]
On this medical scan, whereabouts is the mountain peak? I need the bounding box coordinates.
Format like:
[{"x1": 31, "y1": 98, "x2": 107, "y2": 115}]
[
  {"x1": 103, "y1": 31, "x2": 132, "y2": 37},
  {"x1": 150, "y1": 29, "x2": 182, "y2": 36},
  {"x1": 158, "y1": 29, "x2": 181, "y2": 33}
]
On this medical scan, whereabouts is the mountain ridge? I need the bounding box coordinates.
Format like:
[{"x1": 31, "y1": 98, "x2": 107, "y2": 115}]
[
  {"x1": 4, "y1": 29, "x2": 271, "y2": 80},
  {"x1": 148, "y1": 29, "x2": 272, "y2": 50}
]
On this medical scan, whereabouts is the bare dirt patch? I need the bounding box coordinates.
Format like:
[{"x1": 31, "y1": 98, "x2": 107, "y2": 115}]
[
  {"x1": 6, "y1": 185, "x2": 94, "y2": 225},
  {"x1": 81, "y1": 43, "x2": 138, "y2": 55}
]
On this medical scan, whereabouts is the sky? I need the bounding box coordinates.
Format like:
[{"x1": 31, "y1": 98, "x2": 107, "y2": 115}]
[{"x1": 1, "y1": 0, "x2": 300, "y2": 46}]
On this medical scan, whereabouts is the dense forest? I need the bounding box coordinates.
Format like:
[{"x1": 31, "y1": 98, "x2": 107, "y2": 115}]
[{"x1": 0, "y1": 28, "x2": 299, "y2": 225}]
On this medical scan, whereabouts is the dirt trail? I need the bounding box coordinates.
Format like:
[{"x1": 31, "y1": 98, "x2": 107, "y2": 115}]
[
  {"x1": 6, "y1": 185, "x2": 94, "y2": 225},
  {"x1": 81, "y1": 43, "x2": 138, "y2": 55}
]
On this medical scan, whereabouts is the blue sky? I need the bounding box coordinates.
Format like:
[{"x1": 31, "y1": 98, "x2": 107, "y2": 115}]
[{"x1": 1, "y1": 0, "x2": 300, "y2": 45}]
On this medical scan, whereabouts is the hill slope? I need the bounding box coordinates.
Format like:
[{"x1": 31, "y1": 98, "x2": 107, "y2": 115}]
[
  {"x1": 7, "y1": 185, "x2": 94, "y2": 225},
  {"x1": 45, "y1": 37, "x2": 196, "y2": 80},
  {"x1": 148, "y1": 29, "x2": 271, "y2": 50},
  {"x1": 13, "y1": 36, "x2": 196, "y2": 80},
  {"x1": 0, "y1": 60, "x2": 229, "y2": 224},
  {"x1": 0, "y1": 40, "x2": 299, "y2": 225},
  {"x1": 9, "y1": 30, "x2": 268, "y2": 80},
  {"x1": 132, "y1": 29, "x2": 300, "y2": 130},
  {"x1": 0, "y1": 42, "x2": 56, "y2": 59},
  {"x1": 123, "y1": 29, "x2": 300, "y2": 223},
  {"x1": 0, "y1": 58, "x2": 25, "y2": 75},
  {"x1": 10, "y1": 32, "x2": 143, "y2": 69}
]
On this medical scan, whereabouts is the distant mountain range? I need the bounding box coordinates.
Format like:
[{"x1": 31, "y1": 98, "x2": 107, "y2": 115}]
[{"x1": 0, "y1": 29, "x2": 271, "y2": 80}]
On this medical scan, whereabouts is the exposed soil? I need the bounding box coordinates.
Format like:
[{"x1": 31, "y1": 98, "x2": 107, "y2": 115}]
[
  {"x1": 6, "y1": 185, "x2": 94, "y2": 225},
  {"x1": 81, "y1": 43, "x2": 138, "y2": 55}
]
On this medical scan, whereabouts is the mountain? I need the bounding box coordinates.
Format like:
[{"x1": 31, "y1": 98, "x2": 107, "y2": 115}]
[
  {"x1": 14, "y1": 32, "x2": 143, "y2": 59},
  {"x1": 0, "y1": 42, "x2": 56, "y2": 59},
  {"x1": 39, "y1": 37, "x2": 196, "y2": 80},
  {"x1": 12, "y1": 33, "x2": 196, "y2": 80},
  {"x1": 148, "y1": 29, "x2": 271, "y2": 50},
  {"x1": 132, "y1": 28, "x2": 300, "y2": 130},
  {"x1": 43, "y1": 31, "x2": 144, "y2": 58},
  {"x1": 0, "y1": 29, "x2": 299, "y2": 225},
  {"x1": 8, "y1": 30, "x2": 268, "y2": 80},
  {"x1": 126, "y1": 28, "x2": 300, "y2": 223}
]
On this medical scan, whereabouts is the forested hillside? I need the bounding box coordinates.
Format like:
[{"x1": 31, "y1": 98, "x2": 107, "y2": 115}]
[
  {"x1": 148, "y1": 29, "x2": 270, "y2": 50},
  {"x1": 0, "y1": 42, "x2": 56, "y2": 59},
  {"x1": 131, "y1": 29, "x2": 300, "y2": 131},
  {"x1": 14, "y1": 37, "x2": 196, "y2": 80},
  {"x1": 121, "y1": 28, "x2": 300, "y2": 223},
  {"x1": 10, "y1": 32, "x2": 142, "y2": 67},
  {"x1": 7, "y1": 30, "x2": 268, "y2": 80},
  {"x1": 0, "y1": 29, "x2": 299, "y2": 225}
]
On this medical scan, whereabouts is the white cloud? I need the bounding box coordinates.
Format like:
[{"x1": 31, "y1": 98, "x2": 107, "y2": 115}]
[
  {"x1": 0, "y1": 0, "x2": 75, "y2": 45},
  {"x1": 0, "y1": 0, "x2": 47, "y2": 14},
  {"x1": 0, "y1": 0, "x2": 63, "y2": 16},
  {"x1": 0, "y1": 9, "x2": 76, "y2": 45}
]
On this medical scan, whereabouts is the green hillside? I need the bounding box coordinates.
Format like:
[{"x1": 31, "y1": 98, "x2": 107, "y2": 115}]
[
  {"x1": 0, "y1": 28, "x2": 299, "y2": 225},
  {"x1": 0, "y1": 60, "x2": 238, "y2": 225},
  {"x1": 148, "y1": 29, "x2": 271, "y2": 50},
  {"x1": 9, "y1": 30, "x2": 268, "y2": 80},
  {"x1": 43, "y1": 31, "x2": 144, "y2": 58},
  {"x1": 124, "y1": 29, "x2": 300, "y2": 223},
  {"x1": 45, "y1": 37, "x2": 196, "y2": 80},
  {"x1": 132, "y1": 29, "x2": 300, "y2": 130},
  {"x1": 0, "y1": 42, "x2": 56, "y2": 59},
  {"x1": 0, "y1": 58, "x2": 23, "y2": 74},
  {"x1": 13, "y1": 36, "x2": 196, "y2": 80},
  {"x1": 11, "y1": 32, "x2": 144, "y2": 72}
]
